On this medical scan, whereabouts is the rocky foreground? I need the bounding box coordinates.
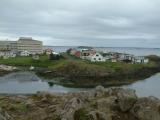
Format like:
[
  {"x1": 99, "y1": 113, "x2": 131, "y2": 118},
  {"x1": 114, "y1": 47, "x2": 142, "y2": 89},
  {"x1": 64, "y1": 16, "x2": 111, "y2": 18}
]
[{"x1": 0, "y1": 86, "x2": 160, "y2": 120}]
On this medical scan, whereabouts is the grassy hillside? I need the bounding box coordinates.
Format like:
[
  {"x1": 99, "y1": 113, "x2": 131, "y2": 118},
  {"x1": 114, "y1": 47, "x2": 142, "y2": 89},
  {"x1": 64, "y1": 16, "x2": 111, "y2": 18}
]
[
  {"x1": 36, "y1": 56, "x2": 159, "y2": 87},
  {"x1": 0, "y1": 55, "x2": 54, "y2": 67},
  {"x1": 0, "y1": 54, "x2": 160, "y2": 87}
]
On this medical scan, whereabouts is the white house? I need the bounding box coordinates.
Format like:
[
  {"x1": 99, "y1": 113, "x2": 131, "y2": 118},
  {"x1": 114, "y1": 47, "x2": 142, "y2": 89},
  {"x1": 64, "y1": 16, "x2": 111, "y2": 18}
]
[
  {"x1": 103, "y1": 52, "x2": 121, "y2": 62},
  {"x1": 119, "y1": 54, "x2": 134, "y2": 62},
  {"x1": 0, "y1": 51, "x2": 16, "y2": 58},
  {"x1": 103, "y1": 52, "x2": 115, "y2": 60},
  {"x1": 52, "y1": 51, "x2": 59, "y2": 55},
  {"x1": 111, "y1": 58, "x2": 117, "y2": 62},
  {"x1": 20, "y1": 51, "x2": 30, "y2": 56},
  {"x1": 89, "y1": 53, "x2": 106, "y2": 62},
  {"x1": 0, "y1": 52, "x2": 5, "y2": 57},
  {"x1": 80, "y1": 50, "x2": 96, "y2": 60},
  {"x1": 134, "y1": 56, "x2": 149, "y2": 64}
]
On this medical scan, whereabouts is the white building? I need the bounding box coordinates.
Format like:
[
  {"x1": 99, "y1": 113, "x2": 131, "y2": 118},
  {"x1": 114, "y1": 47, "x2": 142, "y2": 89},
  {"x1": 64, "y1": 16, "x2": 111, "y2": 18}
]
[
  {"x1": 0, "y1": 51, "x2": 16, "y2": 58},
  {"x1": 0, "y1": 41, "x2": 17, "y2": 51},
  {"x1": 134, "y1": 56, "x2": 149, "y2": 64},
  {"x1": 119, "y1": 54, "x2": 134, "y2": 62},
  {"x1": 89, "y1": 53, "x2": 106, "y2": 62},
  {"x1": 103, "y1": 52, "x2": 120, "y2": 61},
  {"x1": 20, "y1": 51, "x2": 30, "y2": 56},
  {"x1": 17, "y1": 37, "x2": 43, "y2": 54},
  {"x1": 0, "y1": 37, "x2": 43, "y2": 55},
  {"x1": 52, "y1": 51, "x2": 59, "y2": 55}
]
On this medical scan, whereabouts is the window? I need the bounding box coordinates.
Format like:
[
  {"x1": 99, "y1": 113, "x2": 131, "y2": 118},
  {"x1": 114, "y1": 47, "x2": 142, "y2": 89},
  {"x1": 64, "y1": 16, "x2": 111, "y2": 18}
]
[
  {"x1": 99, "y1": 58, "x2": 101, "y2": 60},
  {"x1": 94, "y1": 58, "x2": 96, "y2": 60},
  {"x1": 96, "y1": 54, "x2": 99, "y2": 56}
]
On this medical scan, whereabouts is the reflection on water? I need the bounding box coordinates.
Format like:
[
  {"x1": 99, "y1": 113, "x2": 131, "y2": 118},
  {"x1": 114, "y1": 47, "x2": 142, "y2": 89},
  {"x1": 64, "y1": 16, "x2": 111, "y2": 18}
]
[
  {"x1": 48, "y1": 82, "x2": 54, "y2": 87},
  {"x1": 122, "y1": 73, "x2": 160, "y2": 98},
  {"x1": 0, "y1": 72, "x2": 160, "y2": 98},
  {"x1": 0, "y1": 72, "x2": 90, "y2": 94}
]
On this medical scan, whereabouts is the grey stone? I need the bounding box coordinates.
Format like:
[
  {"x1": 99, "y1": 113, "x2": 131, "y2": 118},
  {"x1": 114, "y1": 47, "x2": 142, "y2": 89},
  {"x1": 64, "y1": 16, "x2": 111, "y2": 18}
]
[
  {"x1": 117, "y1": 88, "x2": 137, "y2": 112},
  {"x1": 131, "y1": 96, "x2": 160, "y2": 120},
  {"x1": 60, "y1": 97, "x2": 85, "y2": 120},
  {"x1": 0, "y1": 108, "x2": 13, "y2": 120},
  {"x1": 96, "y1": 96, "x2": 118, "y2": 111},
  {"x1": 88, "y1": 111, "x2": 112, "y2": 120}
]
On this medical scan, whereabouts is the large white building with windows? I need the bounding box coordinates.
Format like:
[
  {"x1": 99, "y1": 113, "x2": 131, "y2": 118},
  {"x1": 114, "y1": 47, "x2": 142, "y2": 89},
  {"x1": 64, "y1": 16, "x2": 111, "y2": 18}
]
[
  {"x1": 0, "y1": 41, "x2": 17, "y2": 51},
  {"x1": 0, "y1": 37, "x2": 43, "y2": 55}
]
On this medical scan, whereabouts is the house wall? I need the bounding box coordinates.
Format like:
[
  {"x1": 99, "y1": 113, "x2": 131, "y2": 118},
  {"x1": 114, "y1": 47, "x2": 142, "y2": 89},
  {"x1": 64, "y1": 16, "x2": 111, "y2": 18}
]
[
  {"x1": 0, "y1": 51, "x2": 16, "y2": 58},
  {"x1": 75, "y1": 51, "x2": 81, "y2": 58},
  {"x1": 81, "y1": 50, "x2": 96, "y2": 59},
  {"x1": 144, "y1": 59, "x2": 149, "y2": 63},
  {"x1": 134, "y1": 58, "x2": 149, "y2": 64},
  {"x1": 70, "y1": 49, "x2": 77, "y2": 55},
  {"x1": 44, "y1": 49, "x2": 53, "y2": 55},
  {"x1": 0, "y1": 52, "x2": 5, "y2": 57},
  {"x1": 90, "y1": 53, "x2": 105, "y2": 62},
  {"x1": 20, "y1": 51, "x2": 30, "y2": 56}
]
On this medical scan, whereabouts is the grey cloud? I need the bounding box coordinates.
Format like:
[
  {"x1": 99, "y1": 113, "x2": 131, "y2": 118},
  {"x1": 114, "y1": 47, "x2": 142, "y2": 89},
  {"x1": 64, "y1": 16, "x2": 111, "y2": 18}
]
[{"x1": 0, "y1": 0, "x2": 160, "y2": 47}]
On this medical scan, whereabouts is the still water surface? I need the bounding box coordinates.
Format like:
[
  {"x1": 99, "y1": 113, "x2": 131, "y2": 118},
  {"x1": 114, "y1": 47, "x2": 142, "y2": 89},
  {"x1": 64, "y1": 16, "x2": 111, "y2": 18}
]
[{"x1": 0, "y1": 72, "x2": 160, "y2": 98}]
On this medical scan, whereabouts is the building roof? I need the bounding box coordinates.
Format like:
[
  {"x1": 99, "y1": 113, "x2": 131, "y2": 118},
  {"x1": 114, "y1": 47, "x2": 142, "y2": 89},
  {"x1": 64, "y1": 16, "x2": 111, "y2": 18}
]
[
  {"x1": 18, "y1": 37, "x2": 42, "y2": 43},
  {"x1": 19, "y1": 37, "x2": 33, "y2": 40},
  {"x1": 134, "y1": 56, "x2": 146, "y2": 59},
  {"x1": 90, "y1": 52, "x2": 103, "y2": 57}
]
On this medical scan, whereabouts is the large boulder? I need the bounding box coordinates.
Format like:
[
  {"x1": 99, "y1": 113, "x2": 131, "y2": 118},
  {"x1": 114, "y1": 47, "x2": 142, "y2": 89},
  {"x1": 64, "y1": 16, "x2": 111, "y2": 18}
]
[
  {"x1": 96, "y1": 96, "x2": 118, "y2": 111},
  {"x1": 76, "y1": 91, "x2": 96, "y2": 101},
  {"x1": 88, "y1": 111, "x2": 111, "y2": 120},
  {"x1": 25, "y1": 99, "x2": 36, "y2": 109},
  {"x1": 60, "y1": 97, "x2": 86, "y2": 120},
  {"x1": 95, "y1": 85, "x2": 105, "y2": 92},
  {"x1": 131, "y1": 96, "x2": 160, "y2": 120},
  {"x1": 94, "y1": 86, "x2": 106, "y2": 97},
  {"x1": 93, "y1": 86, "x2": 110, "y2": 98},
  {"x1": 116, "y1": 88, "x2": 137, "y2": 112},
  {"x1": 76, "y1": 86, "x2": 109, "y2": 101}
]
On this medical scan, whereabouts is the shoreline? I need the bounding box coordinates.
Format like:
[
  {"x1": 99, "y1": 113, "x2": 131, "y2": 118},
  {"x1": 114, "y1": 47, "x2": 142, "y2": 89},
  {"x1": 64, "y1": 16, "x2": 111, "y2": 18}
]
[
  {"x1": 0, "y1": 86, "x2": 160, "y2": 120},
  {"x1": 0, "y1": 64, "x2": 159, "y2": 88},
  {"x1": 37, "y1": 67, "x2": 159, "y2": 88},
  {"x1": 1, "y1": 54, "x2": 160, "y2": 88}
]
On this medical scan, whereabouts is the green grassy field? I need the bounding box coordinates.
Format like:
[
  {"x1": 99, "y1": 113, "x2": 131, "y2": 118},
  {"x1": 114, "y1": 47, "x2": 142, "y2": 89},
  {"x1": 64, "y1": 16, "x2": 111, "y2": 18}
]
[
  {"x1": 1, "y1": 54, "x2": 159, "y2": 86},
  {"x1": 0, "y1": 55, "x2": 52, "y2": 67},
  {"x1": 0, "y1": 54, "x2": 84, "y2": 68},
  {"x1": 0, "y1": 54, "x2": 157, "y2": 72}
]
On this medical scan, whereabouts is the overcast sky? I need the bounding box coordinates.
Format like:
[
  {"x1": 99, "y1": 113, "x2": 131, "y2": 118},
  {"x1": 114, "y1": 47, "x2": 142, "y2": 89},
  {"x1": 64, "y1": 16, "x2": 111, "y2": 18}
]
[{"x1": 0, "y1": 0, "x2": 160, "y2": 47}]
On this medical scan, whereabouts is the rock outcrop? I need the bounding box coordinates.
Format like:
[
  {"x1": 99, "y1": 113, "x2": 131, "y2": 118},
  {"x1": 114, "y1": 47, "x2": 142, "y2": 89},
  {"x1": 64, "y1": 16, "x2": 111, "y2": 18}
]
[
  {"x1": 0, "y1": 86, "x2": 160, "y2": 120},
  {"x1": 131, "y1": 96, "x2": 160, "y2": 120},
  {"x1": 0, "y1": 108, "x2": 13, "y2": 120},
  {"x1": 88, "y1": 110, "x2": 111, "y2": 120},
  {"x1": 60, "y1": 97, "x2": 86, "y2": 120},
  {"x1": 117, "y1": 88, "x2": 137, "y2": 112}
]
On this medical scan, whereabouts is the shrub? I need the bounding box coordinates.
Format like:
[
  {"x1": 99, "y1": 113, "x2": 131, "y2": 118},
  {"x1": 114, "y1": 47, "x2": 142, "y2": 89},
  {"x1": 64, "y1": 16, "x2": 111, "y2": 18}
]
[{"x1": 74, "y1": 108, "x2": 90, "y2": 120}]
